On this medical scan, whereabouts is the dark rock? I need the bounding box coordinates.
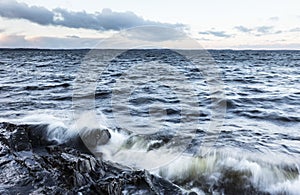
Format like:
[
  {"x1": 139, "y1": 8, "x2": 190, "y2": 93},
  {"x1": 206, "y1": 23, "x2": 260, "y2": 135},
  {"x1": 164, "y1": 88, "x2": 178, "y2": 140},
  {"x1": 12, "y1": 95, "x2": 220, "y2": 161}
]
[
  {"x1": 0, "y1": 122, "x2": 184, "y2": 194},
  {"x1": 80, "y1": 128, "x2": 111, "y2": 149}
]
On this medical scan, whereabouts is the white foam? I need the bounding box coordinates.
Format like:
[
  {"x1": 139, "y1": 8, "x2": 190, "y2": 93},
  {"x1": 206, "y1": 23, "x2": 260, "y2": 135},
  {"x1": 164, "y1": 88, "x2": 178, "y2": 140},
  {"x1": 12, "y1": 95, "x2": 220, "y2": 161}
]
[
  {"x1": 5, "y1": 110, "x2": 111, "y2": 144},
  {"x1": 190, "y1": 188, "x2": 205, "y2": 195},
  {"x1": 267, "y1": 176, "x2": 300, "y2": 195},
  {"x1": 97, "y1": 135, "x2": 183, "y2": 169},
  {"x1": 95, "y1": 128, "x2": 300, "y2": 193},
  {"x1": 28, "y1": 112, "x2": 76, "y2": 143},
  {"x1": 72, "y1": 111, "x2": 109, "y2": 130},
  {"x1": 153, "y1": 148, "x2": 299, "y2": 193},
  {"x1": 96, "y1": 129, "x2": 129, "y2": 158}
]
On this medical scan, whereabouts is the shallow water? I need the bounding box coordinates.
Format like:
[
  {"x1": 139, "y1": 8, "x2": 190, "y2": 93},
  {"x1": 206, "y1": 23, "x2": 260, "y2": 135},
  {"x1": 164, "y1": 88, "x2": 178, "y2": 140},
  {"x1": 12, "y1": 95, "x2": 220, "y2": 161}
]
[{"x1": 1, "y1": 49, "x2": 300, "y2": 194}]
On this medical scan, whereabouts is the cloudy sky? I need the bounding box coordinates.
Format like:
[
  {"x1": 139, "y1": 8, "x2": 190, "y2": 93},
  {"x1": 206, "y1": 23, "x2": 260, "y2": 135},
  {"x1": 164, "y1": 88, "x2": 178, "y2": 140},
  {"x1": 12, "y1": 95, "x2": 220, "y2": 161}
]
[{"x1": 0, "y1": 0, "x2": 299, "y2": 49}]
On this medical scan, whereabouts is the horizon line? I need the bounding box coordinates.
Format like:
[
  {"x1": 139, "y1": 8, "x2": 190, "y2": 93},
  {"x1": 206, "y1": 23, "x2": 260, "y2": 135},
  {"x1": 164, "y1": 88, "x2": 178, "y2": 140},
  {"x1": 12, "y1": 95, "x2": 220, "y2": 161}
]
[{"x1": 0, "y1": 47, "x2": 299, "y2": 51}]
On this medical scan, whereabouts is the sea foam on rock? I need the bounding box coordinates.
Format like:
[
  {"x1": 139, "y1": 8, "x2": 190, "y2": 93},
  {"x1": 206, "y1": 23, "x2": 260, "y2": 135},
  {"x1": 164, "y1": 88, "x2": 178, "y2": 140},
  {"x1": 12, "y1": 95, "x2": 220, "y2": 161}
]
[{"x1": 0, "y1": 122, "x2": 184, "y2": 194}]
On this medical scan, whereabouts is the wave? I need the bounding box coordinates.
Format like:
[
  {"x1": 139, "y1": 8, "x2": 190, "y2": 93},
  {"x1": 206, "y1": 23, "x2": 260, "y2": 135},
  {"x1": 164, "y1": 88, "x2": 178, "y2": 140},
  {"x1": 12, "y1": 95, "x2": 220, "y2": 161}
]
[
  {"x1": 23, "y1": 83, "x2": 70, "y2": 91},
  {"x1": 1, "y1": 111, "x2": 111, "y2": 152},
  {"x1": 95, "y1": 127, "x2": 300, "y2": 194},
  {"x1": 268, "y1": 176, "x2": 300, "y2": 194},
  {"x1": 226, "y1": 96, "x2": 300, "y2": 122},
  {"x1": 156, "y1": 148, "x2": 299, "y2": 194},
  {"x1": 2, "y1": 111, "x2": 300, "y2": 194}
]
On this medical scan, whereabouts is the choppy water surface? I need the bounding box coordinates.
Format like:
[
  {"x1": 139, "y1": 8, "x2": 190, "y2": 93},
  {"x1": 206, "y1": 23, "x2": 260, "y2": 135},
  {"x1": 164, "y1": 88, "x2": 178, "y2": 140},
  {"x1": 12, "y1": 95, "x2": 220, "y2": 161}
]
[{"x1": 0, "y1": 49, "x2": 300, "y2": 194}]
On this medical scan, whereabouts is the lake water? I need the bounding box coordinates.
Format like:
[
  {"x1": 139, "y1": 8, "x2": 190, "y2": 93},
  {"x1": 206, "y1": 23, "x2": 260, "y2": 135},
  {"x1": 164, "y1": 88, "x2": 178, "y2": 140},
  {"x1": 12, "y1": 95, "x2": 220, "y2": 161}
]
[{"x1": 1, "y1": 49, "x2": 299, "y2": 194}]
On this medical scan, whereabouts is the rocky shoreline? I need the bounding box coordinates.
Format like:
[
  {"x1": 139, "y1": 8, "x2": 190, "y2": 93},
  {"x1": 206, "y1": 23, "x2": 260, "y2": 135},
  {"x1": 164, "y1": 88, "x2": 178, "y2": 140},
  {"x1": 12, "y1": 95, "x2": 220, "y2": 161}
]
[{"x1": 0, "y1": 122, "x2": 186, "y2": 194}]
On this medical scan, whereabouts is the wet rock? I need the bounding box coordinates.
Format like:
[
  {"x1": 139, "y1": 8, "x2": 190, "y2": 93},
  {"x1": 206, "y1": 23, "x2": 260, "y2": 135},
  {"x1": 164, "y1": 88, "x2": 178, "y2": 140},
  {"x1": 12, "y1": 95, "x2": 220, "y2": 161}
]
[
  {"x1": 80, "y1": 128, "x2": 111, "y2": 149},
  {"x1": 0, "y1": 122, "x2": 184, "y2": 194}
]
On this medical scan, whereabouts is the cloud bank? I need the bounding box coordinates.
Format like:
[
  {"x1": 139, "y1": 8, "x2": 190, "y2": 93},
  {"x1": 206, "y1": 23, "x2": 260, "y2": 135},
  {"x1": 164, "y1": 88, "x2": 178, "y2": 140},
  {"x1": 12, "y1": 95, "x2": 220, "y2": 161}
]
[
  {"x1": 0, "y1": 34, "x2": 101, "y2": 48},
  {"x1": 0, "y1": 0, "x2": 184, "y2": 31}
]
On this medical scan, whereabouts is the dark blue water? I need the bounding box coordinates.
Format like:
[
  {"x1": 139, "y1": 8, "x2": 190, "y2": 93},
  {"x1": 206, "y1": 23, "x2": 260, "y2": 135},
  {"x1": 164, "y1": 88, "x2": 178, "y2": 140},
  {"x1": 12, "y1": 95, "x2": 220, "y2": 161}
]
[{"x1": 1, "y1": 49, "x2": 300, "y2": 194}]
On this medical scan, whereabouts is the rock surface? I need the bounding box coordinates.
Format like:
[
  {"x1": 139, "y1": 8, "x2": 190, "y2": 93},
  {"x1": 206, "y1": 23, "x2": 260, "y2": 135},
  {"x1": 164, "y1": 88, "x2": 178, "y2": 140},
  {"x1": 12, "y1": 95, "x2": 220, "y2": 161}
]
[{"x1": 0, "y1": 122, "x2": 184, "y2": 194}]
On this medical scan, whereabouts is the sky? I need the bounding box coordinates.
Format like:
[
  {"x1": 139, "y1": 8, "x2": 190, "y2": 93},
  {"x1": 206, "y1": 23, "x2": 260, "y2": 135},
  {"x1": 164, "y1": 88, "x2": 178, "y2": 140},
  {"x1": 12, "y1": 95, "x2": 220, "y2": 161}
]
[{"x1": 0, "y1": 0, "x2": 299, "y2": 49}]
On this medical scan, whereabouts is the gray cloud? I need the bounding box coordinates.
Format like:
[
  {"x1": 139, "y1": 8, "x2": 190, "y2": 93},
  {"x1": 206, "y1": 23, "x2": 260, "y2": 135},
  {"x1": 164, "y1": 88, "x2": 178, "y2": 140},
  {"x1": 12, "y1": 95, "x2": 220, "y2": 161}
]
[
  {"x1": 52, "y1": 8, "x2": 183, "y2": 30},
  {"x1": 274, "y1": 30, "x2": 282, "y2": 34},
  {"x1": 234, "y1": 26, "x2": 252, "y2": 33},
  {"x1": 66, "y1": 35, "x2": 80, "y2": 39},
  {"x1": 0, "y1": 0, "x2": 184, "y2": 31},
  {"x1": 198, "y1": 32, "x2": 209, "y2": 35},
  {"x1": 0, "y1": 0, "x2": 53, "y2": 25},
  {"x1": 199, "y1": 30, "x2": 232, "y2": 38},
  {"x1": 290, "y1": 27, "x2": 300, "y2": 32},
  {"x1": 196, "y1": 37, "x2": 210, "y2": 41},
  {"x1": 256, "y1": 26, "x2": 273, "y2": 33},
  {"x1": 234, "y1": 25, "x2": 284, "y2": 36}
]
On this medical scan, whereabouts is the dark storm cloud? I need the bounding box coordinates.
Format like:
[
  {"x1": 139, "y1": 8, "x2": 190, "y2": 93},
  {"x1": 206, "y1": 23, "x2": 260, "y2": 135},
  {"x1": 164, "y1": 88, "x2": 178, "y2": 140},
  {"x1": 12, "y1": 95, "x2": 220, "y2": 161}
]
[
  {"x1": 0, "y1": 0, "x2": 184, "y2": 31},
  {"x1": 198, "y1": 30, "x2": 232, "y2": 38}
]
